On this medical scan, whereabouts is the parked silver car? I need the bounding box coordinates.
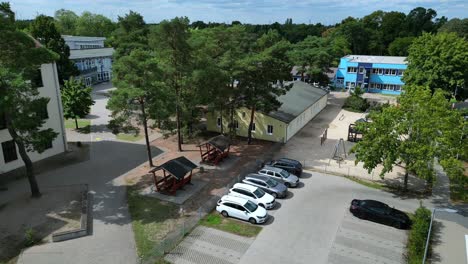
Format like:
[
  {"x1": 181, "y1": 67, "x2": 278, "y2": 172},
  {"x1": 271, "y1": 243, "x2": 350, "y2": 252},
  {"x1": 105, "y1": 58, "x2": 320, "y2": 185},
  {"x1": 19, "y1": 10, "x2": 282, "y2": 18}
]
[
  {"x1": 258, "y1": 166, "x2": 299, "y2": 187},
  {"x1": 242, "y1": 174, "x2": 288, "y2": 198}
]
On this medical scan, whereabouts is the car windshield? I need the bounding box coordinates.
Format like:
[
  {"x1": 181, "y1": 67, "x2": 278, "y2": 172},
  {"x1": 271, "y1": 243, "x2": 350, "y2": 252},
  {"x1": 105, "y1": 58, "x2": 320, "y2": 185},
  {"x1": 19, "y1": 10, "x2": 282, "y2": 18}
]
[
  {"x1": 279, "y1": 170, "x2": 290, "y2": 178},
  {"x1": 244, "y1": 200, "x2": 258, "y2": 212},
  {"x1": 253, "y1": 188, "x2": 265, "y2": 198},
  {"x1": 266, "y1": 178, "x2": 278, "y2": 187}
]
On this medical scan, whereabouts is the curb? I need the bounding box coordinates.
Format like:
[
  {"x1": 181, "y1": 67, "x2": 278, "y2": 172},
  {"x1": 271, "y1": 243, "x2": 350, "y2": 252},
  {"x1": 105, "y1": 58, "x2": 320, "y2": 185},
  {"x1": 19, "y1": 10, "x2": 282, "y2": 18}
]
[{"x1": 52, "y1": 184, "x2": 89, "y2": 242}]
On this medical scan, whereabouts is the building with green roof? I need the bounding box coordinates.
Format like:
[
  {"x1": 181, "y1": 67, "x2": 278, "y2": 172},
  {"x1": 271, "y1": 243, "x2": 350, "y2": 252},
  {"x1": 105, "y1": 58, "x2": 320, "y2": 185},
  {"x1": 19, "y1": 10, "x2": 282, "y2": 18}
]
[{"x1": 206, "y1": 81, "x2": 328, "y2": 143}]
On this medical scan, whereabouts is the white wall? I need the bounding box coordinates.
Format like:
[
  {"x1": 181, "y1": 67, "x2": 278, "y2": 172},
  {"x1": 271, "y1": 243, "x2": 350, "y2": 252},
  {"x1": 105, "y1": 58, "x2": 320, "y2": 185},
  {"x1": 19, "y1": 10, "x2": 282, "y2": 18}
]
[
  {"x1": 0, "y1": 63, "x2": 67, "y2": 174},
  {"x1": 286, "y1": 94, "x2": 328, "y2": 142}
]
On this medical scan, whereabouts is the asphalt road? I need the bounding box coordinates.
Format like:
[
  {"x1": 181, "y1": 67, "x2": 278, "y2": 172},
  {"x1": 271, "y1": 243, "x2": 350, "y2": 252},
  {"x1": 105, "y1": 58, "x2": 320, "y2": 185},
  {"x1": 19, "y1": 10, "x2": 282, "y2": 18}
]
[{"x1": 239, "y1": 171, "x2": 429, "y2": 264}]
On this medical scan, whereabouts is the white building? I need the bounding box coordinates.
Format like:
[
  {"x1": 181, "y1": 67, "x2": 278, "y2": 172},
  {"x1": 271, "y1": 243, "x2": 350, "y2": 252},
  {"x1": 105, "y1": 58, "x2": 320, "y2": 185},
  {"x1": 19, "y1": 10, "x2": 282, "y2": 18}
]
[
  {"x1": 0, "y1": 63, "x2": 68, "y2": 174},
  {"x1": 63, "y1": 35, "x2": 114, "y2": 86}
]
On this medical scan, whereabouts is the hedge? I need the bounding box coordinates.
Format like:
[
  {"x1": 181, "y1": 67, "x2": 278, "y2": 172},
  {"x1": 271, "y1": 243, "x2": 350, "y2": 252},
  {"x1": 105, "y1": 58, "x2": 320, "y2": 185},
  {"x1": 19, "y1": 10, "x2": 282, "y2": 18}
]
[{"x1": 407, "y1": 205, "x2": 432, "y2": 264}]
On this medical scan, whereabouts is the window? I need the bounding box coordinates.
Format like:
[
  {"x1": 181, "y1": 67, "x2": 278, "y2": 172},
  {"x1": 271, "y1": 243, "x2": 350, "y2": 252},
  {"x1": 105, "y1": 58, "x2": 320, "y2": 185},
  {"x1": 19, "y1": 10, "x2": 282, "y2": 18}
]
[
  {"x1": 0, "y1": 112, "x2": 6, "y2": 130},
  {"x1": 372, "y1": 68, "x2": 378, "y2": 74},
  {"x1": 234, "y1": 120, "x2": 239, "y2": 130},
  {"x1": 242, "y1": 112, "x2": 246, "y2": 118},
  {"x1": 267, "y1": 125, "x2": 273, "y2": 135},
  {"x1": 2, "y1": 140, "x2": 18, "y2": 163},
  {"x1": 43, "y1": 139, "x2": 53, "y2": 150},
  {"x1": 345, "y1": 82, "x2": 350, "y2": 88},
  {"x1": 217, "y1": 117, "x2": 221, "y2": 128},
  {"x1": 251, "y1": 122, "x2": 256, "y2": 132},
  {"x1": 350, "y1": 82, "x2": 356, "y2": 88},
  {"x1": 31, "y1": 69, "x2": 43, "y2": 88},
  {"x1": 267, "y1": 171, "x2": 274, "y2": 176},
  {"x1": 398, "y1": 70, "x2": 404, "y2": 76},
  {"x1": 376, "y1": 83, "x2": 381, "y2": 89},
  {"x1": 384, "y1": 69, "x2": 390, "y2": 75},
  {"x1": 395, "y1": 85, "x2": 402, "y2": 91},
  {"x1": 347, "y1": 67, "x2": 357, "y2": 73},
  {"x1": 38, "y1": 103, "x2": 49, "y2": 119},
  {"x1": 359, "y1": 67, "x2": 364, "y2": 73},
  {"x1": 391, "y1": 69, "x2": 396, "y2": 75},
  {"x1": 378, "y1": 68, "x2": 384, "y2": 75}
]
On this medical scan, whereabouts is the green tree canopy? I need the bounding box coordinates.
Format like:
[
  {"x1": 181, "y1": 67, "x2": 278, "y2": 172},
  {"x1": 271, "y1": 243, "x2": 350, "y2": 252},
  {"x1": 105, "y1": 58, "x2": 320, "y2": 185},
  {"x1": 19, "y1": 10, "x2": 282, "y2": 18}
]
[
  {"x1": 109, "y1": 11, "x2": 149, "y2": 59},
  {"x1": 438, "y1": 18, "x2": 468, "y2": 38},
  {"x1": 352, "y1": 86, "x2": 466, "y2": 190},
  {"x1": 62, "y1": 77, "x2": 95, "y2": 129},
  {"x1": 75, "y1": 11, "x2": 115, "y2": 37},
  {"x1": 54, "y1": 9, "x2": 78, "y2": 35},
  {"x1": 29, "y1": 14, "x2": 79, "y2": 83},
  {"x1": 388, "y1": 37, "x2": 414, "y2": 56},
  {"x1": 404, "y1": 32, "x2": 468, "y2": 99},
  {"x1": 0, "y1": 2, "x2": 59, "y2": 197},
  {"x1": 150, "y1": 17, "x2": 192, "y2": 151},
  {"x1": 108, "y1": 49, "x2": 166, "y2": 166}
]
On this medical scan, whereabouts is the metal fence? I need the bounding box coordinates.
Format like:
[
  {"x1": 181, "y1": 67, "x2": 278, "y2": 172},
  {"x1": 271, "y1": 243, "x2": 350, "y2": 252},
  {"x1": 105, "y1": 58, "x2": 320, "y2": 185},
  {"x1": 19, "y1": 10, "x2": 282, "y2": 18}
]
[{"x1": 140, "y1": 142, "x2": 283, "y2": 264}]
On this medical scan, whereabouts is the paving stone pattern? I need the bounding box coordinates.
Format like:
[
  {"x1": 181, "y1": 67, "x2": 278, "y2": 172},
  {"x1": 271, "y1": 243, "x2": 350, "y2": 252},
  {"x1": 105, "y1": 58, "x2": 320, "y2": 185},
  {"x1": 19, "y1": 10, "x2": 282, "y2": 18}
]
[
  {"x1": 165, "y1": 226, "x2": 254, "y2": 264},
  {"x1": 327, "y1": 209, "x2": 407, "y2": 264}
]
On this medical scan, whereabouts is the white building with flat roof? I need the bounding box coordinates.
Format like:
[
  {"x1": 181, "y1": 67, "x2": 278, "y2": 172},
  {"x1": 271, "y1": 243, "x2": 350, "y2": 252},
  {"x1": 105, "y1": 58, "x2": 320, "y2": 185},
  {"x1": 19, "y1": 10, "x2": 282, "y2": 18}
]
[
  {"x1": 0, "y1": 63, "x2": 68, "y2": 174},
  {"x1": 63, "y1": 35, "x2": 114, "y2": 86}
]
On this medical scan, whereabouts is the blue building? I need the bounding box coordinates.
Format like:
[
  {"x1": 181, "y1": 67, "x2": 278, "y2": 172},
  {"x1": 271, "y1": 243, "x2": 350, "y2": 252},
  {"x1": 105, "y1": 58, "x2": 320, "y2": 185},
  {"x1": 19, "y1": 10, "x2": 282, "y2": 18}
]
[{"x1": 335, "y1": 55, "x2": 407, "y2": 95}]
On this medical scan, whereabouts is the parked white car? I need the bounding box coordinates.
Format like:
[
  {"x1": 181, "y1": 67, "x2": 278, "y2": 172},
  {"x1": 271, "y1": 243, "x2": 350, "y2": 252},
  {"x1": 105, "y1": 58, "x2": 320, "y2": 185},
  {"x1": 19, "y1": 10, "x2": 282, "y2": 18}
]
[
  {"x1": 216, "y1": 195, "x2": 269, "y2": 224},
  {"x1": 229, "y1": 183, "x2": 276, "y2": 209},
  {"x1": 258, "y1": 166, "x2": 300, "y2": 187}
]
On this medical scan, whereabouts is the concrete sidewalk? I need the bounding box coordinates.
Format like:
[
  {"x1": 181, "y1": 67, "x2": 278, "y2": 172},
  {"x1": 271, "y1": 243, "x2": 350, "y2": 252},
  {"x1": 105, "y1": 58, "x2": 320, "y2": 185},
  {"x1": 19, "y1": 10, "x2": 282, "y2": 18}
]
[
  {"x1": 2, "y1": 82, "x2": 165, "y2": 264},
  {"x1": 431, "y1": 210, "x2": 468, "y2": 264}
]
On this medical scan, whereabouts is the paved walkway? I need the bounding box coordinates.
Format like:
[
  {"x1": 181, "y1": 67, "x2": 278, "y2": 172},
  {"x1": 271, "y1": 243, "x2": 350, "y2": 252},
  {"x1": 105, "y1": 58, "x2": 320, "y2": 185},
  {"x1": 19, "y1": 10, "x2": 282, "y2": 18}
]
[
  {"x1": 165, "y1": 226, "x2": 255, "y2": 264},
  {"x1": 1, "y1": 82, "x2": 164, "y2": 264},
  {"x1": 328, "y1": 209, "x2": 407, "y2": 264}
]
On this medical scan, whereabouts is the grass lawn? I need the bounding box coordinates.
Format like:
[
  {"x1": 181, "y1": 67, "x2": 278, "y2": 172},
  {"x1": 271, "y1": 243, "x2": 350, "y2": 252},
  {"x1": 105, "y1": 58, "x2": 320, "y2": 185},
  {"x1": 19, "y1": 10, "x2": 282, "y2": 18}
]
[
  {"x1": 199, "y1": 212, "x2": 262, "y2": 237},
  {"x1": 116, "y1": 133, "x2": 144, "y2": 142},
  {"x1": 344, "y1": 176, "x2": 386, "y2": 190},
  {"x1": 65, "y1": 119, "x2": 91, "y2": 134},
  {"x1": 126, "y1": 186, "x2": 180, "y2": 259}
]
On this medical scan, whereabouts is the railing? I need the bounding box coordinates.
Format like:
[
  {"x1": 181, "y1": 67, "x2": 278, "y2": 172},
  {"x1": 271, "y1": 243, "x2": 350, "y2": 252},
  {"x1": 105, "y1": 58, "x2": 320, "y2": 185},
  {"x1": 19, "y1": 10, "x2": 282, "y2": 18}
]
[{"x1": 422, "y1": 208, "x2": 436, "y2": 263}]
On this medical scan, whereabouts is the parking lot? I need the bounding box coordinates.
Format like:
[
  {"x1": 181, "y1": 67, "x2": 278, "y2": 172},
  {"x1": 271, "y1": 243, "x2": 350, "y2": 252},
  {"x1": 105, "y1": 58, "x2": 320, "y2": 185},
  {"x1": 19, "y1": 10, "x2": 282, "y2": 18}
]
[
  {"x1": 239, "y1": 171, "x2": 423, "y2": 264},
  {"x1": 328, "y1": 208, "x2": 407, "y2": 264}
]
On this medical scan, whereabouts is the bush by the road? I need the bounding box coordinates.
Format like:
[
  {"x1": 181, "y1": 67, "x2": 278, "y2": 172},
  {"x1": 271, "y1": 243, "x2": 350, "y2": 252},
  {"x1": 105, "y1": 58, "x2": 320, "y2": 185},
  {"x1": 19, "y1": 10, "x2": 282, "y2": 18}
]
[
  {"x1": 407, "y1": 205, "x2": 432, "y2": 264},
  {"x1": 343, "y1": 95, "x2": 370, "y2": 113}
]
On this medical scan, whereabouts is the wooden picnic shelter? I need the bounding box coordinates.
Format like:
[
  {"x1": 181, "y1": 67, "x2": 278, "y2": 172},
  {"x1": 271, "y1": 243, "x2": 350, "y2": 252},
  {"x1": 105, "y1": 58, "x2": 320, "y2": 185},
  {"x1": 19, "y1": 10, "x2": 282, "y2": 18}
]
[
  {"x1": 149, "y1": 156, "x2": 198, "y2": 195},
  {"x1": 198, "y1": 135, "x2": 231, "y2": 165}
]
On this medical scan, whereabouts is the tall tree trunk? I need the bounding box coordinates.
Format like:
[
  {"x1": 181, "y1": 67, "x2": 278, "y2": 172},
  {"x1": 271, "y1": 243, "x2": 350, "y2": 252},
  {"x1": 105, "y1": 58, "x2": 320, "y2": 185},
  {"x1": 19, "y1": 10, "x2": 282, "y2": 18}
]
[
  {"x1": 220, "y1": 110, "x2": 223, "y2": 134},
  {"x1": 140, "y1": 99, "x2": 153, "y2": 167},
  {"x1": 6, "y1": 124, "x2": 41, "y2": 197},
  {"x1": 403, "y1": 170, "x2": 409, "y2": 191},
  {"x1": 229, "y1": 104, "x2": 234, "y2": 137},
  {"x1": 175, "y1": 88, "x2": 182, "y2": 152},
  {"x1": 75, "y1": 118, "x2": 79, "y2": 129},
  {"x1": 247, "y1": 105, "x2": 256, "y2": 145}
]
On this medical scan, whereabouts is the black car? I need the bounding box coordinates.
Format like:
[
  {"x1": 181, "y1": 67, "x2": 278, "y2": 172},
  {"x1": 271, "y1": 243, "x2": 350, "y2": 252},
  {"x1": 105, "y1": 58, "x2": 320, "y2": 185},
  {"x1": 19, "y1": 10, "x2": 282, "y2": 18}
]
[
  {"x1": 265, "y1": 158, "x2": 303, "y2": 176},
  {"x1": 350, "y1": 199, "x2": 411, "y2": 229}
]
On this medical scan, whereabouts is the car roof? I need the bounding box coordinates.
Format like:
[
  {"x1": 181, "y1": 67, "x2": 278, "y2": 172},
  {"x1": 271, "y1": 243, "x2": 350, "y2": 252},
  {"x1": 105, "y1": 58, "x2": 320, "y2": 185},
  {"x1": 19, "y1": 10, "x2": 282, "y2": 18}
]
[
  {"x1": 278, "y1": 158, "x2": 300, "y2": 165},
  {"x1": 262, "y1": 166, "x2": 284, "y2": 173},
  {"x1": 220, "y1": 195, "x2": 249, "y2": 204},
  {"x1": 362, "y1": 199, "x2": 388, "y2": 207},
  {"x1": 233, "y1": 183, "x2": 258, "y2": 192},
  {"x1": 245, "y1": 174, "x2": 269, "y2": 181}
]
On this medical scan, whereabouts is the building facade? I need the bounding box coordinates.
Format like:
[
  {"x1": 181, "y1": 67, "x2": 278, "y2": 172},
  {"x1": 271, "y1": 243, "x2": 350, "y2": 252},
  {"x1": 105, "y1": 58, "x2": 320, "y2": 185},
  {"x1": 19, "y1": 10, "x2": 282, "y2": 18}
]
[
  {"x1": 1, "y1": 63, "x2": 68, "y2": 174},
  {"x1": 63, "y1": 35, "x2": 114, "y2": 86},
  {"x1": 334, "y1": 55, "x2": 407, "y2": 95},
  {"x1": 207, "y1": 81, "x2": 328, "y2": 143}
]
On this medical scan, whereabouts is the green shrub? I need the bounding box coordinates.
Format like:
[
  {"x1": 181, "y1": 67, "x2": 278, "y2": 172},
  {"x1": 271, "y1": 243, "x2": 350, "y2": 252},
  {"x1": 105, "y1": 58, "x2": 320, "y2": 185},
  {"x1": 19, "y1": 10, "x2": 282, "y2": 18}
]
[
  {"x1": 407, "y1": 205, "x2": 432, "y2": 264},
  {"x1": 24, "y1": 228, "x2": 38, "y2": 247},
  {"x1": 343, "y1": 95, "x2": 370, "y2": 113}
]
